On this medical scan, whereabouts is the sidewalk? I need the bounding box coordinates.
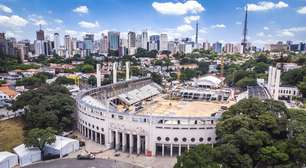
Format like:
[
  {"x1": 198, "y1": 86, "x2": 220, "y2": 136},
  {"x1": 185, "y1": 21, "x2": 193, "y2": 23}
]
[{"x1": 71, "y1": 138, "x2": 177, "y2": 168}]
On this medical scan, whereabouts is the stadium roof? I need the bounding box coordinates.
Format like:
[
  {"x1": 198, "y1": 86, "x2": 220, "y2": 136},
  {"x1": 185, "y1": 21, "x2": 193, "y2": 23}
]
[{"x1": 118, "y1": 84, "x2": 161, "y2": 105}]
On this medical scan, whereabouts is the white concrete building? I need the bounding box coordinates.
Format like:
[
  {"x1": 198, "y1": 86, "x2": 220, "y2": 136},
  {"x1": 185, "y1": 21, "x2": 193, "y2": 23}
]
[
  {"x1": 267, "y1": 66, "x2": 300, "y2": 100},
  {"x1": 160, "y1": 34, "x2": 168, "y2": 51},
  {"x1": 76, "y1": 78, "x2": 229, "y2": 157},
  {"x1": 13, "y1": 144, "x2": 41, "y2": 167},
  {"x1": 0, "y1": 151, "x2": 18, "y2": 168}
]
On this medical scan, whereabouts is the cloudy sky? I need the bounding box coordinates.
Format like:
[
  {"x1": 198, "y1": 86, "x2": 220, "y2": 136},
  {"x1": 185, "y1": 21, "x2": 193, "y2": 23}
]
[{"x1": 0, "y1": 0, "x2": 305, "y2": 46}]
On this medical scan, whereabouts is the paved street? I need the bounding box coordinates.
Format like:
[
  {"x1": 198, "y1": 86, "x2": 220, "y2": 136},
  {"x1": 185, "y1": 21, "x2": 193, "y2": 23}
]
[
  {"x1": 75, "y1": 135, "x2": 177, "y2": 168},
  {"x1": 25, "y1": 159, "x2": 141, "y2": 168}
]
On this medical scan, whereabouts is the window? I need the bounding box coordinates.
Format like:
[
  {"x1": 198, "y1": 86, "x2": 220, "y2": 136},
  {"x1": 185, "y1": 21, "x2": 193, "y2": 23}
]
[
  {"x1": 191, "y1": 138, "x2": 195, "y2": 142},
  {"x1": 174, "y1": 137, "x2": 178, "y2": 142},
  {"x1": 199, "y1": 138, "x2": 204, "y2": 142},
  {"x1": 157, "y1": 137, "x2": 161, "y2": 141},
  {"x1": 182, "y1": 138, "x2": 187, "y2": 142},
  {"x1": 207, "y1": 137, "x2": 212, "y2": 142},
  {"x1": 165, "y1": 137, "x2": 170, "y2": 141}
]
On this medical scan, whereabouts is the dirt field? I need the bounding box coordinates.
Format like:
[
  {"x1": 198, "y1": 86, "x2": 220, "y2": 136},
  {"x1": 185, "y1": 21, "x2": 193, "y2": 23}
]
[{"x1": 0, "y1": 118, "x2": 25, "y2": 151}]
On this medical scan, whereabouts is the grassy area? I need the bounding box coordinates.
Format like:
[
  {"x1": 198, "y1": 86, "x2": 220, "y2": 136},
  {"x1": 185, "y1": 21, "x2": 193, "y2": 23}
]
[{"x1": 0, "y1": 118, "x2": 25, "y2": 152}]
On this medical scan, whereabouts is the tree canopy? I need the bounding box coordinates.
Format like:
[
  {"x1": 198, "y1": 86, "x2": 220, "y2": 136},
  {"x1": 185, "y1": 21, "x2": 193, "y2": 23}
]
[
  {"x1": 12, "y1": 84, "x2": 75, "y2": 132},
  {"x1": 176, "y1": 98, "x2": 306, "y2": 168}
]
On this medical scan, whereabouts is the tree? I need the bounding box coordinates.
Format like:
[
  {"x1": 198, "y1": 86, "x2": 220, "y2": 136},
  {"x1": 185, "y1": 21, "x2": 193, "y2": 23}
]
[
  {"x1": 151, "y1": 72, "x2": 162, "y2": 85},
  {"x1": 0, "y1": 80, "x2": 6, "y2": 85},
  {"x1": 54, "y1": 76, "x2": 75, "y2": 85},
  {"x1": 13, "y1": 84, "x2": 75, "y2": 131},
  {"x1": 236, "y1": 77, "x2": 257, "y2": 90},
  {"x1": 176, "y1": 98, "x2": 306, "y2": 167},
  {"x1": 298, "y1": 77, "x2": 306, "y2": 98},
  {"x1": 87, "y1": 75, "x2": 97, "y2": 87},
  {"x1": 175, "y1": 145, "x2": 220, "y2": 168},
  {"x1": 24, "y1": 127, "x2": 56, "y2": 157},
  {"x1": 180, "y1": 68, "x2": 197, "y2": 81}
]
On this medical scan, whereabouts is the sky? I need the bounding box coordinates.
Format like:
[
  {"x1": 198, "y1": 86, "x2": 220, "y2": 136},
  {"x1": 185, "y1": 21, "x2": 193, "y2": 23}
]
[{"x1": 0, "y1": 0, "x2": 305, "y2": 46}]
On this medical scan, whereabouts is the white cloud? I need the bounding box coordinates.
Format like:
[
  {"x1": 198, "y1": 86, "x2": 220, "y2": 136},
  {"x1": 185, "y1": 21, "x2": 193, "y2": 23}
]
[
  {"x1": 177, "y1": 24, "x2": 193, "y2": 32},
  {"x1": 78, "y1": 21, "x2": 99, "y2": 28},
  {"x1": 54, "y1": 19, "x2": 63, "y2": 24},
  {"x1": 297, "y1": 7, "x2": 306, "y2": 14},
  {"x1": 278, "y1": 30, "x2": 294, "y2": 37},
  {"x1": 152, "y1": 1, "x2": 204, "y2": 15},
  {"x1": 0, "y1": 15, "x2": 28, "y2": 28},
  {"x1": 65, "y1": 30, "x2": 78, "y2": 36},
  {"x1": 184, "y1": 15, "x2": 200, "y2": 24},
  {"x1": 236, "y1": 21, "x2": 242, "y2": 25},
  {"x1": 0, "y1": 4, "x2": 12, "y2": 13},
  {"x1": 264, "y1": 26, "x2": 269, "y2": 30},
  {"x1": 211, "y1": 24, "x2": 226, "y2": 29},
  {"x1": 283, "y1": 26, "x2": 306, "y2": 32},
  {"x1": 47, "y1": 10, "x2": 53, "y2": 14},
  {"x1": 247, "y1": 1, "x2": 288, "y2": 12},
  {"x1": 29, "y1": 15, "x2": 47, "y2": 25},
  {"x1": 199, "y1": 27, "x2": 208, "y2": 33},
  {"x1": 73, "y1": 5, "x2": 89, "y2": 14},
  {"x1": 256, "y1": 32, "x2": 265, "y2": 37}
]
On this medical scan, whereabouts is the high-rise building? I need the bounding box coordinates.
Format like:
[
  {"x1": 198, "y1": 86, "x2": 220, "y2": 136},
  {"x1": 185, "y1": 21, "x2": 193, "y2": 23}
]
[
  {"x1": 142, "y1": 31, "x2": 148, "y2": 50},
  {"x1": 168, "y1": 41, "x2": 176, "y2": 54},
  {"x1": 136, "y1": 34, "x2": 142, "y2": 49},
  {"x1": 36, "y1": 27, "x2": 44, "y2": 41},
  {"x1": 149, "y1": 35, "x2": 160, "y2": 51},
  {"x1": 0, "y1": 33, "x2": 7, "y2": 54},
  {"x1": 17, "y1": 43, "x2": 26, "y2": 62},
  {"x1": 224, "y1": 43, "x2": 234, "y2": 54},
  {"x1": 34, "y1": 40, "x2": 45, "y2": 56},
  {"x1": 160, "y1": 34, "x2": 168, "y2": 51},
  {"x1": 128, "y1": 31, "x2": 136, "y2": 49},
  {"x1": 54, "y1": 33, "x2": 60, "y2": 51},
  {"x1": 64, "y1": 35, "x2": 72, "y2": 57},
  {"x1": 84, "y1": 34, "x2": 94, "y2": 51},
  {"x1": 100, "y1": 33, "x2": 108, "y2": 53},
  {"x1": 108, "y1": 31, "x2": 120, "y2": 50},
  {"x1": 203, "y1": 41, "x2": 211, "y2": 50},
  {"x1": 212, "y1": 42, "x2": 222, "y2": 54}
]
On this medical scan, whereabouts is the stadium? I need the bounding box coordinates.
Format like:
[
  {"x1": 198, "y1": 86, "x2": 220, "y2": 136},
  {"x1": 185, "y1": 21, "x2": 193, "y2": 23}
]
[{"x1": 76, "y1": 63, "x2": 234, "y2": 157}]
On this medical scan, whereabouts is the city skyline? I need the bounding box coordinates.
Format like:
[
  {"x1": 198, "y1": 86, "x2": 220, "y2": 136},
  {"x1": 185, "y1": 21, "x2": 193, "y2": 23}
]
[{"x1": 0, "y1": 0, "x2": 305, "y2": 46}]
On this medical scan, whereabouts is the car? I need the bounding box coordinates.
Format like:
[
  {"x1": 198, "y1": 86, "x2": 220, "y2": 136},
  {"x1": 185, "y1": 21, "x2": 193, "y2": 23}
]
[
  {"x1": 114, "y1": 153, "x2": 120, "y2": 157},
  {"x1": 77, "y1": 153, "x2": 95, "y2": 160}
]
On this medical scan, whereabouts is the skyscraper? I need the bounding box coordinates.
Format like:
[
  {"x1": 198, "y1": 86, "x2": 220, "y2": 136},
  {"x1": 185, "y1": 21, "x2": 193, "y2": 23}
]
[
  {"x1": 142, "y1": 31, "x2": 148, "y2": 50},
  {"x1": 159, "y1": 34, "x2": 168, "y2": 51},
  {"x1": 224, "y1": 43, "x2": 234, "y2": 54},
  {"x1": 64, "y1": 35, "x2": 72, "y2": 57},
  {"x1": 128, "y1": 31, "x2": 136, "y2": 49},
  {"x1": 213, "y1": 42, "x2": 222, "y2": 54},
  {"x1": 36, "y1": 26, "x2": 44, "y2": 41},
  {"x1": 84, "y1": 34, "x2": 94, "y2": 50},
  {"x1": 100, "y1": 33, "x2": 108, "y2": 53},
  {"x1": 149, "y1": 35, "x2": 160, "y2": 51},
  {"x1": 54, "y1": 33, "x2": 60, "y2": 51},
  {"x1": 136, "y1": 34, "x2": 142, "y2": 49},
  {"x1": 108, "y1": 31, "x2": 120, "y2": 50}
]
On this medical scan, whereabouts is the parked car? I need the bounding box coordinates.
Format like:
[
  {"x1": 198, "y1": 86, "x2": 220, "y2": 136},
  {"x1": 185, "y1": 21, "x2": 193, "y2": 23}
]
[{"x1": 77, "y1": 153, "x2": 95, "y2": 160}]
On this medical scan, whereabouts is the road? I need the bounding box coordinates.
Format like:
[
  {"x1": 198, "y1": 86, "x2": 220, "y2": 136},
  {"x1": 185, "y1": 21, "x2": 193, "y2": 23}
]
[{"x1": 25, "y1": 158, "x2": 142, "y2": 168}]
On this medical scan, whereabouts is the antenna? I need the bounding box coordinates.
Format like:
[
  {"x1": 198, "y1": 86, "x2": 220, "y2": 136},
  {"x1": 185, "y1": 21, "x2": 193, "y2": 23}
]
[
  {"x1": 241, "y1": 4, "x2": 248, "y2": 54},
  {"x1": 39, "y1": 24, "x2": 42, "y2": 30},
  {"x1": 195, "y1": 21, "x2": 199, "y2": 45}
]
